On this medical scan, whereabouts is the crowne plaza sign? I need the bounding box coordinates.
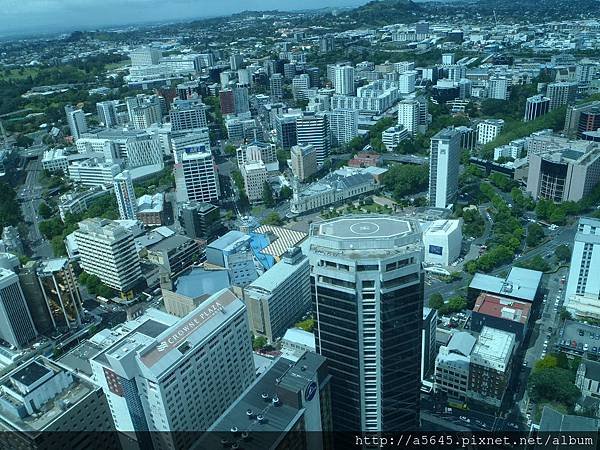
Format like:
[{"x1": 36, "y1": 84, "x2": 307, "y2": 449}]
[{"x1": 141, "y1": 290, "x2": 237, "y2": 367}]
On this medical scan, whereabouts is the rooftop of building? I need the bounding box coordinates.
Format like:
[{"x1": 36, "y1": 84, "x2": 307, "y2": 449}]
[
  {"x1": 204, "y1": 352, "x2": 326, "y2": 449},
  {"x1": 422, "y1": 219, "x2": 461, "y2": 236},
  {"x1": 93, "y1": 289, "x2": 245, "y2": 378},
  {"x1": 0, "y1": 357, "x2": 97, "y2": 433},
  {"x1": 208, "y1": 230, "x2": 250, "y2": 252},
  {"x1": 295, "y1": 166, "x2": 378, "y2": 199},
  {"x1": 473, "y1": 293, "x2": 532, "y2": 325},
  {"x1": 471, "y1": 326, "x2": 515, "y2": 372},
  {"x1": 173, "y1": 267, "x2": 230, "y2": 299},
  {"x1": 56, "y1": 340, "x2": 106, "y2": 377},
  {"x1": 539, "y1": 406, "x2": 599, "y2": 432},
  {"x1": 253, "y1": 225, "x2": 307, "y2": 259},
  {"x1": 146, "y1": 233, "x2": 194, "y2": 254},
  {"x1": 282, "y1": 328, "x2": 316, "y2": 349},
  {"x1": 137, "y1": 193, "x2": 164, "y2": 213},
  {"x1": 469, "y1": 267, "x2": 542, "y2": 302},
  {"x1": 37, "y1": 258, "x2": 69, "y2": 274},
  {"x1": 244, "y1": 250, "x2": 306, "y2": 295},
  {"x1": 580, "y1": 358, "x2": 600, "y2": 382}
]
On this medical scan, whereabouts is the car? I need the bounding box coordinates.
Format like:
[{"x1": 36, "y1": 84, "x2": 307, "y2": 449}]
[
  {"x1": 548, "y1": 327, "x2": 553, "y2": 333},
  {"x1": 459, "y1": 416, "x2": 470, "y2": 423},
  {"x1": 578, "y1": 343, "x2": 584, "y2": 351},
  {"x1": 572, "y1": 340, "x2": 577, "y2": 348},
  {"x1": 593, "y1": 347, "x2": 597, "y2": 353},
  {"x1": 523, "y1": 361, "x2": 528, "y2": 367},
  {"x1": 579, "y1": 330, "x2": 585, "y2": 337},
  {"x1": 584, "y1": 344, "x2": 589, "y2": 351}
]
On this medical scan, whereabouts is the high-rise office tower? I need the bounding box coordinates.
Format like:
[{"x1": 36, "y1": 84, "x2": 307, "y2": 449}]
[
  {"x1": 328, "y1": 109, "x2": 359, "y2": 146},
  {"x1": 276, "y1": 113, "x2": 301, "y2": 150},
  {"x1": 308, "y1": 215, "x2": 424, "y2": 431},
  {"x1": 219, "y1": 89, "x2": 235, "y2": 115},
  {"x1": 565, "y1": 217, "x2": 600, "y2": 319},
  {"x1": 179, "y1": 202, "x2": 222, "y2": 240},
  {"x1": 0, "y1": 268, "x2": 37, "y2": 348},
  {"x1": 296, "y1": 113, "x2": 330, "y2": 166},
  {"x1": 65, "y1": 105, "x2": 88, "y2": 140},
  {"x1": 114, "y1": 170, "x2": 138, "y2": 221},
  {"x1": 90, "y1": 289, "x2": 255, "y2": 450},
  {"x1": 125, "y1": 94, "x2": 162, "y2": 128},
  {"x1": 174, "y1": 145, "x2": 221, "y2": 203},
  {"x1": 233, "y1": 85, "x2": 250, "y2": 114},
  {"x1": 74, "y1": 218, "x2": 142, "y2": 293},
  {"x1": 270, "y1": 73, "x2": 284, "y2": 100},
  {"x1": 37, "y1": 258, "x2": 83, "y2": 329},
  {"x1": 229, "y1": 54, "x2": 244, "y2": 71},
  {"x1": 319, "y1": 35, "x2": 335, "y2": 53},
  {"x1": 291, "y1": 144, "x2": 318, "y2": 181},
  {"x1": 524, "y1": 95, "x2": 551, "y2": 122},
  {"x1": 547, "y1": 81, "x2": 578, "y2": 110},
  {"x1": 96, "y1": 100, "x2": 118, "y2": 128},
  {"x1": 429, "y1": 128, "x2": 461, "y2": 209},
  {"x1": 169, "y1": 98, "x2": 208, "y2": 131},
  {"x1": 334, "y1": 65, "x2": 355, "y2": 95}
]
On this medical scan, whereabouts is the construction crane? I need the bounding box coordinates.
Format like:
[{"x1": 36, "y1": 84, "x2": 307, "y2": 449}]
[{"x1": 493, "y1": 9, "x2": 499, "y2": 28}]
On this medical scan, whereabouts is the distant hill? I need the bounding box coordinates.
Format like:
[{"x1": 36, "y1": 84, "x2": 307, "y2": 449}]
[{"x1": 343, "y1": 0, "x2": 423, "y2": 25}]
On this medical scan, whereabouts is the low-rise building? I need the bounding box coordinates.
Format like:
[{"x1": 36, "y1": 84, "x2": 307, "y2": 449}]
[
  {"x1": 200, "y1": 352, "x2": 332, "y2": 450},
  {"x1": 145, "y1": 233, "x2": 200, "y2": 276},
  {"x1": 242, "y1": 161, "x2": 269, "y2": 204},
  {"x1": 382, "y1": 125, "x2": 409, "y2": 151},
  {"x1": 136, "y1": 193, "x2": 165, "y2": 227},
  {"x1": 468, "y1": 267, "x2": 543, "y2": 305},
  {"x1": 348, "y1": 152, "x2": 382, "y2": 168},
  {"x1": 575, "y1": 359, "x2": 600, "y2": 417},
  {"x1": 290, "y1": 166, "x2": 382, "y2": 214},
  {"x1": 281, "y1": 328, "x2": 316, "y2": 362},
  {"x1": 0, "y1": 357, "x2": 116, "y2": 449},
  {"x1": 41, "y1": 148, "x2": 69, "y2": 173},
  {"x1": 68, "y1": 159, "x2": 122, "y2": 187},
  {"x1": 468, "y1": 327, "x2": 515, "y2": 407},
  {"x1": 205, "y1": 231, "x2": 258, "y2": 287},
  {"x1": 422, "y1": 219, "x2": 462, "y2": 266},
  {"x1": 471, "y1": 293, "x2": 531, "y2": 345},
  {"x1": 477, "y1": 119, "x2": 504, "y2": 145},
  {"x1": 179, "y1": 202, "x2": 221, "y2": 241},
  {"x1": 58, "y1": 188, "x2": 111, "y2": 221}
]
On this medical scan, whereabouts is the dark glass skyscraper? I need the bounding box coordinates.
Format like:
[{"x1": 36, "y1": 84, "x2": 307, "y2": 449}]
[{"x1": 307, "y1": 215, "x2": 423, "y2": 431}]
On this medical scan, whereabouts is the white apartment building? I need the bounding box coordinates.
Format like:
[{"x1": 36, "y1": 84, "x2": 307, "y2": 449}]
[
  {"x1": 382, "y1": 125, "x2": 410, "y2": 151},
  {"x1": 74, "y1": 218, "x2": 142, "y2": 292},
  {"x1": 174, "y1": 146, "x2": 220, "y2": 203},
  {"x1": 328, "y1": 109, "x2": 359, "y2": 146},
  {"x1": 487, "y1": 77, "x2": 509, "y2": 100},
  {"x1": 236, "y1": 142, "x2": 277, "y2": 168},
  {"x1": 242, "y1": 161, "x2": 269, "y2": 204},
  {"x1": 113, "y1": 170, "x2": 137, "y2": 221},
  {"x1": 334, "y1": 65, "x2": 355, "y2": 95},
  {"x1": 292, "y1": 74, "x2": 311, "y2": 101},
  {"x1": 399, "y1": 70, "x2": 417, "y2": 94},
  {"x1": 477, "y1": 119, "x2": 505, "y2": 145},
  {"x1": 130, "y1": 47, "x2": 162, "y2": 66},
  {"x1": 398, "y1": 97, "x2": 427, "y2": 135},
  {"x1": 429, "y1": 128, "x2": 461, "y2": 209},
  {"x1": 90, "y1": 289, "x2": 255, "y2": 450},
  {"x1": 565, "y1": 217, "x2": 600, "y2": 320},
  {"x1": 68, "y1": 160, "x2": 122, "y2": 187},
  {"x1": 42, "y1": 148, "x2": 69, "y2": 173},
  {"x1": 65, "y1": 105, "x2": 88, "y2": 140}
]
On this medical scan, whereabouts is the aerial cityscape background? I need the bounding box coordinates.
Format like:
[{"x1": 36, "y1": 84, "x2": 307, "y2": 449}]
[{"x1": 0, "y1": 0, "x2": 599, "y2": 449}]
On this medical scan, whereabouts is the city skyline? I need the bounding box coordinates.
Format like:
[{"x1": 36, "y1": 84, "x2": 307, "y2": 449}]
[{"x1": 0, "y1": 0, "x2": 368, "y2": 37}]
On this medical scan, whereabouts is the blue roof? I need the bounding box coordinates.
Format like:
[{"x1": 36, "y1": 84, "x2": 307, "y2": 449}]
[
  {"x1": 208, "y1": 231, "x2": 248, "y2": 251},
  {"x1": 174, "y1": 268, "x2": 230, "y2": 299},
  {"x1": 249, "y1": 233, "x2": 275, "y2": 270}
]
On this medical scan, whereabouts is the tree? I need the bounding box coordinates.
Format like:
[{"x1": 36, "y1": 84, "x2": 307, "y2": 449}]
[
  {"x1": 295, "y1": 318, "x2": 315, "y2": 332},
  {"x1": 429, "y1": 293, "x2": 444, "y2": 310},
  {"x1": 252, "y1": 335, "x2": 268, "y2": 350},
  {"x1": 526, "y1": 223, "x2": 545, "y2": 247},
  {"x1": 555, "y1": 245, "x2": 571, "y2": 262},
  {"x1": 528, "y1": 367, "x2": 580, "y2": 407},
  {"x1": 447, "y1": 295, "x2": 467, "y2": 313},
  {"x1": 224, "y1": 144, "x2": 237, "y2": 156},
  {"x1": 262, "y1": 212, "x2": 282, "y2": 226},
  {"x1": 262, "y1": 182, "x2": 275, "y2": 207},
  {"x1": 560, "y1": 308, "x2": 572, "y2": 322},
  {"x1": 15, "y1": 134, "x2": 34, "y2": 148},
  {"x1": 279, "y1": 185, "x2": 293, "y2": 200},
  {"x1": 534, "y1": 355, "x2": 558, "y2": 372},
  {"x1": 383, "y1": 164, "x2": 429, "y2": 201},
  {"x1": 38, "y1": 202, "x2": 53, "y2": 220}
]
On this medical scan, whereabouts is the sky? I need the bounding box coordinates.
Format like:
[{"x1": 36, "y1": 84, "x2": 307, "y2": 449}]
[{"x1": 0, "y1": 0, "x2": 369, "y2": 37}]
